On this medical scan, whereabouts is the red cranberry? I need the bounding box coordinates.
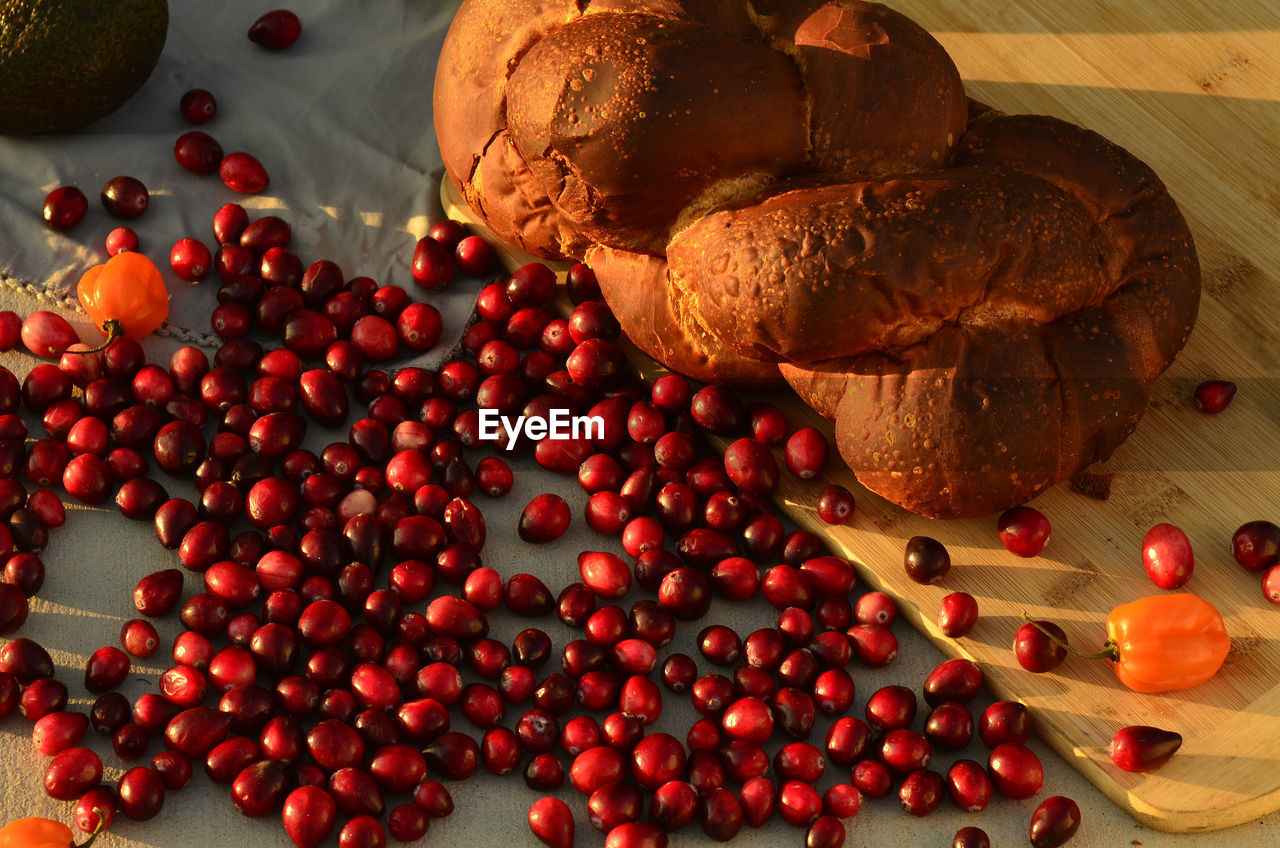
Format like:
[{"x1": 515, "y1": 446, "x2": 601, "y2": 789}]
[
  {"x1": 938, "y1": 592, "x2": 979, "y2": 638},
  {"x1": 1110, "y1": 725, "x2": 1182, "y2": 772},
  {"x1": 904, "y1": 535, "x2": 950, "y2": 584},
  {"x1": 174, "y1": 130, "x2": 223, "y2": 174},
  {"x1": 722, "y1": 438, "x2": 778, "y2": 496},
  {"x1": 1030, "y1": 796, "x2": 1081, "y2": 848},
  {"x1": 84, "y1": 646, "x2": 130, "y2": 693},
  {"x1": 846, "y1": 624, "x2": 897, "y2": 668},
  {"x1": 954, "y1": 827, "x2": 992, "y2": 848},
  {"x1": 411, "y1": 236, "x2": 454, "y2": 290},
  {"x1": 100, "y1": 176, "x2": 149, "y2": 219},
  {"x1": 997, "y1": 505, "x2": 1052, "y2": 556},
  {"x1": 180, "y1": 87, "x2": 217, "y2": 123},
  {"x1": 413, "y1": 779, "x2": 454, "y2": 818},
  {"x1": 580, "y1": 551, "x2": 632, "y2": 600},
  {"x1": 865, "y1": 685, "x2": 916, "y2": 732},
  {"x1": 849, "y1": 758, "x2": 890, "y2": 799},
  {"x1": 923, "y1": 658, "x2": 983, "y2": 706},
  {"x1": 778, "y1": 425, "x2": 829, "y2": 479},
  {"x1": 771, "y1": 687, "x2": 815, "y2": 739},
  {"x1": 650, "y1": 779, "x2": 699, "y2": 832},
  {"x1": 925, "y1": 702, "x2": 974, "y2": 750},
  {"x1": 738, "y1": 775, "x2": 776, "y2": 828},
  {"x1": 570, "y1": 745, "x2": 627, "y2": 795},
  {"x1": 946, "y1": 758, "x2": 993, "y2": 811},
  {"x1": 220, "y1": 152, "x2": 270, "y2": 194},
  {"x1": 1014, "y1": 620, "x2": 1068, "y2": 672},
  {"x1": 824, "y1": 716, "x2": 871, "y2": 766},
  {"x1": 697, "y1": 625, "x2": 741, "y2": 666},
  {"x1": 42, "y1": 186, "x2": 88, "y2": 229},
  {"x1": 778, "y1": 779, "x2": 822, "y2": 828},
  {"x1": 1193, "y1": 379, "x2": 1236, "y2": 413},
  {"x1": 660, "y1": 654, "x2": 696, "y2": 694},
  {"x1": 528, "y1": 796, "x2": 574, "y2": 848},
  {"x1": 816, "y1": 485, "x2": 855, "y2": 524},
  {"x1": 21, "y1": 311, "x2": 79, "y2": 358},
  {"x1": 988, "y1": 743, "x2": 1044, "y2": 799},
  {"x1": 1233, "y1": 520, "x2": 1280, "y2": 570},
  {"x1": 1141, "y1": 522, "x2": 1194, "y2": 589},
  {"x1": 249, "y1": 9, "x2": 302, "y2": 48},
  {"x1": 282, "y1": 785, "x2": 335, "y2": 848},
  {"x1": 689, "y1": 386, "x2": 743, "y2": 435},
  {"x1": 657, "y1": 568, "x2": 711, "y2": 620},
  {"x1": 899, "y1": 768, "x2": 944, "y2": 817},
  {"x1": 979, "y1": 700, "x2": 1032, "y2": 747},
  {"x1": 699, "y1": 786, "x2": 744, "y2": 840},
  {"x1": 807, "y1": 815, "x2": 845, "y2": 848},
  {"x1": 519, "y1": 494, "x2": 571, "y2": 543}
]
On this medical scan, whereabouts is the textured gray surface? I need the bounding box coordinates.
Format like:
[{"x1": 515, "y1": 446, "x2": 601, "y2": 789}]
[{"x1": 0, "y1": 1, "x2": 1276, "y2": 846}]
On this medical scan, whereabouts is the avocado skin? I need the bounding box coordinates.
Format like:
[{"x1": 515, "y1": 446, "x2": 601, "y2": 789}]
[{"x1": 0, "y1": 0, "x2": 169, "y2": 135}]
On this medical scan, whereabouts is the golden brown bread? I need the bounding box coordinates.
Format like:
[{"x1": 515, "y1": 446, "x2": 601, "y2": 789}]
[{"x1": 433, "y1": 0, "x2": 1201, "y2": 518}]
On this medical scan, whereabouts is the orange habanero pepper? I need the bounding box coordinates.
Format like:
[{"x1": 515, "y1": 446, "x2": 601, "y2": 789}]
[
  {"x1": 75, "y1": 251, "x2": 169, "y2": 349},
  {"x1": 0, "y1": 815, "x2": 99, "y2": 848},
  {"x1": 1104, "y1": 594, "x2": 1231, "y2": 693},
  {"x1": 1025, "y1": 593, "x2": 1230, "y2": 693}
]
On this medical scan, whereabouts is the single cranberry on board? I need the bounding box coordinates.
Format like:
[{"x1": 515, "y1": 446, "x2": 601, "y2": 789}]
[
  {"x1": 1192, "y1": 379, "x2": 1236, "y2": 413},
  {"x1": 1013, "y1": 619, "x2": 1068, "y2": 673},
  {"x1": 938, "y1": 591, "x2": 978, "y2": 638},
  {"x1": 1109, "y1": 725, "x2": 1182, "y2": 772},
  {"x1": 996, "y1": 505, "x2": 1051, "y2": 557},
  {"x1": 1231, "y1": 520, "x2": 1280, "y2": 571},
  {"x1": 1141, "y1": 522, "x2": 1194, "y2": 589},
  {"x1": 816, "y1": 485, "x2": 855, "y2": 525},
  {"x1": 904, "y1": 535, "x2": 950, "y2": 584}
]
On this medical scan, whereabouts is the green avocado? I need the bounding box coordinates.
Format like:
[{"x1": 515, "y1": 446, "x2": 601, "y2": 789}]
[{"x1": 0, "y1": 0, "x2": 168, "y2": 135}]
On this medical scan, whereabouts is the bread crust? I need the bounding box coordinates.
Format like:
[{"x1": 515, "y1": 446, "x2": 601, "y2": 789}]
[{"x1": 434, "y1": 1, "x2": 1201, "y2": 518}]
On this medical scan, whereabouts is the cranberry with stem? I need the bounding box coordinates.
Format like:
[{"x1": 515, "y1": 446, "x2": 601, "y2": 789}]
[{"x1": 1014, "y1": 618, "x2": 1069, "y2": 672}]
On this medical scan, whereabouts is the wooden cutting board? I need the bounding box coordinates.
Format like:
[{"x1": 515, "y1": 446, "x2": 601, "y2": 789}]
[{"x1": 441, "y1": 0, "x2": 1280, "y2": 832}]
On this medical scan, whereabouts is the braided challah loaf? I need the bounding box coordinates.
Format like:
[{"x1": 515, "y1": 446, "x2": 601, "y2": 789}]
[{"x1": 434, "y1": 0, "x2": 1200, "y2": 518}]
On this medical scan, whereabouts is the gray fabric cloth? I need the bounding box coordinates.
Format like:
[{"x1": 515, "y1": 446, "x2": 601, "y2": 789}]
[{"x1": 0, "y1": 0, "x2": 470, "y2": 357}]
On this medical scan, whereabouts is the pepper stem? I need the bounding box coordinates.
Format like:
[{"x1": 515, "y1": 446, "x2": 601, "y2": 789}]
[
  {"x1": 59, "y1": 319, "x2": 124, "y2": 356},
  {"x1": 1020, "y1": 614, "x2": 1119, "y2": 662},
  {"x1": 74, "y1": 807, "x2": 106, "y2": 848}
]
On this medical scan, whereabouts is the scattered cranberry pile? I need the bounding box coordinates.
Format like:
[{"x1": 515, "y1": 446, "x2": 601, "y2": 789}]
[{"x1": 0, "y1": 201, "x2": 1083, "y2": 848}]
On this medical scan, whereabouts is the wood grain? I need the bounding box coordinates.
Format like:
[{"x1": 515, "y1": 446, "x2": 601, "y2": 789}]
[{"x1": 439, "y1": 1, "x2": 1280, "y2": 830}]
